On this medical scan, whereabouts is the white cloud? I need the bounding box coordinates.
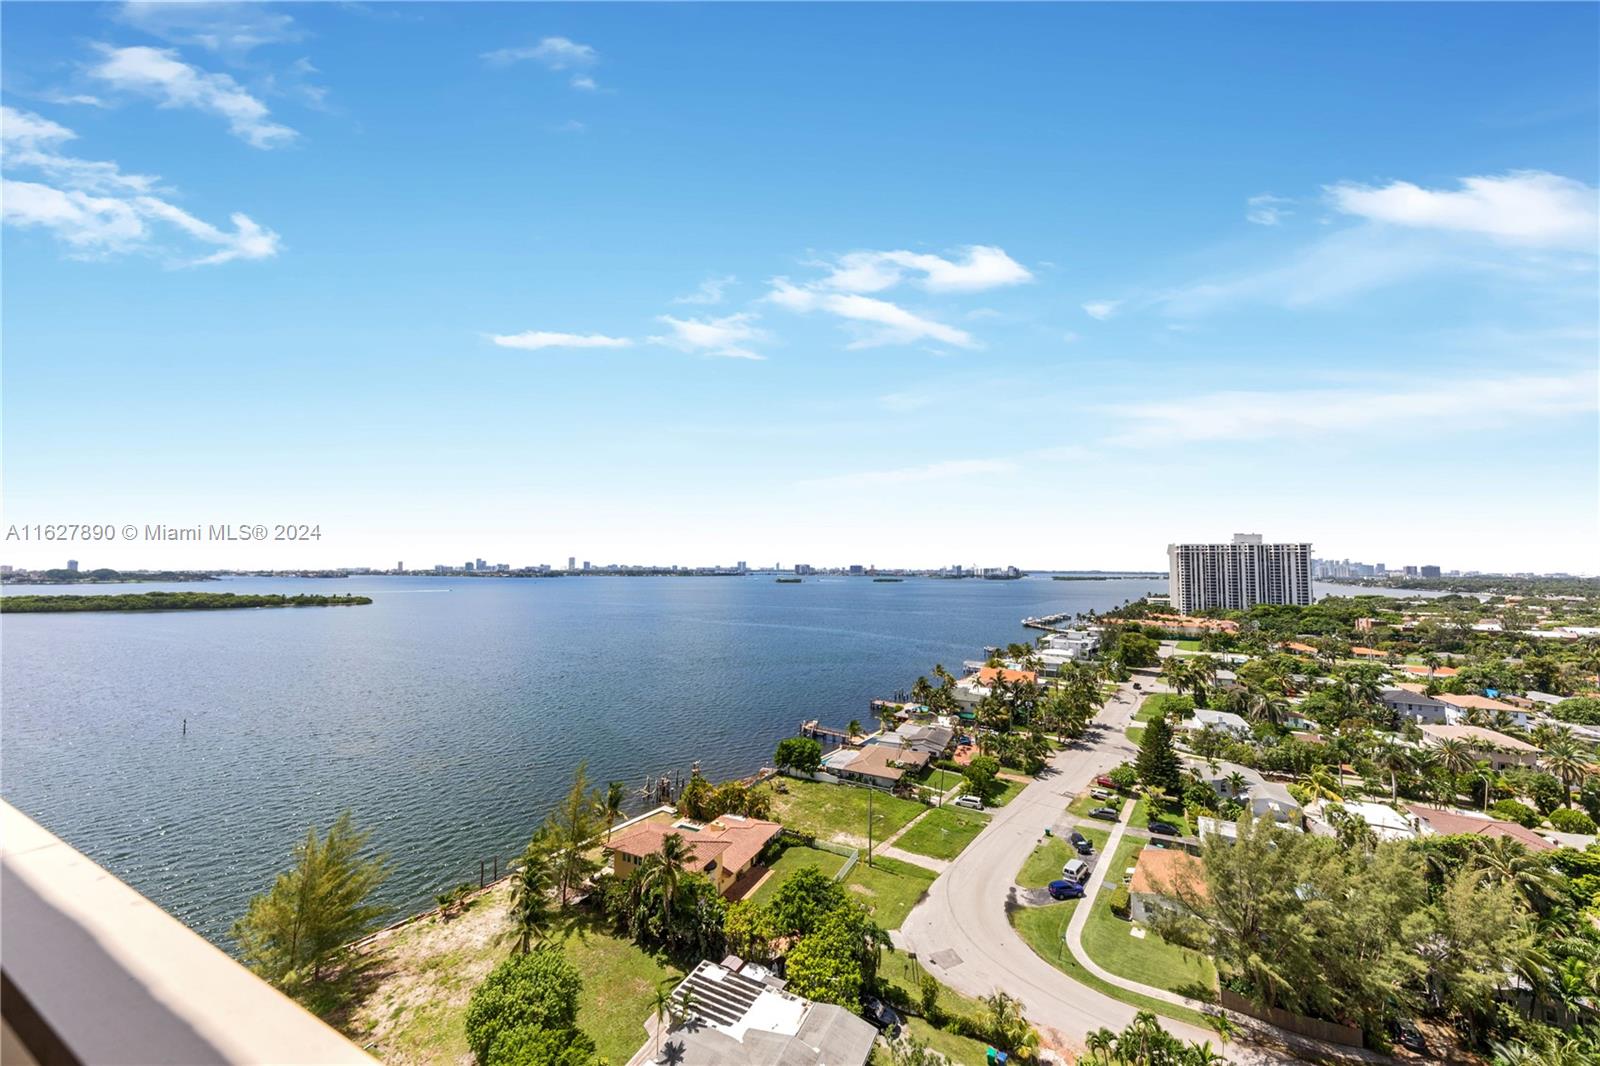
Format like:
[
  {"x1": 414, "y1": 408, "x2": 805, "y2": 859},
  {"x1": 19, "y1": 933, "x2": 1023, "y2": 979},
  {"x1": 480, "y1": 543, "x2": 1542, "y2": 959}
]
[
  {"x1": 815, "y1": 245, "x2": 1032, "y2": 294},
  {"x1": 651, "y1": 312, "x2": 768, "y2": 360},
  {"x1": 115, "y1": 2, "x2": 303, "y2": 55},
  {"x1": 672, "y1": 275, "x2": 736, "y2": 305},
  {"x1": 1, "y1": 107, "x2": 278, "y2": 265},
  {"x1": 482, "y1": 36, "x2": 603, "y2": 89},
  {"x1": 490, "y1": 331, "x2": 633, "y2": 351},
  {"x1": 36, "y1": 90, "x2": 108, "y2": 108},
  {"x1": 88, "y1": 44, "x2": 297, "y2": 148},
  {"x1": 1104, "y1": 370, "x2": 1598, "y2": 446},
  {"x1": 1246, "y1": 193, "x2": 1292, "y2": 226},
  {"x1": 1327, "y1": 171, "x2": 1597, "y2": 249},
  {"x1": 1081, "y1": 300, "x2": 1119, "y2": 320},
  {"x1": 768, "y1": 280, "x2": 975, "y2": 349}
]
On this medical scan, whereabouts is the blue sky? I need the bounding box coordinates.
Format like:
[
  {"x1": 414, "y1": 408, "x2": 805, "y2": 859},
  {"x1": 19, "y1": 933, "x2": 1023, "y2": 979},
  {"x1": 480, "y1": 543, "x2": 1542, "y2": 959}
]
[{"x1": 3, "y1": 2, "x2": 1597, "y2": 573}]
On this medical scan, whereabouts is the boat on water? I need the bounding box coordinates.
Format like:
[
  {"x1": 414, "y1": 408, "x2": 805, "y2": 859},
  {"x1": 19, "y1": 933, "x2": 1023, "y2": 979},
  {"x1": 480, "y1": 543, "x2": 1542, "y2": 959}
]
[
  {"x1": 775, "y1": 577, "x2": 803, "y2": 584},
  {"x1": 872, "y1": 577, "x2": 904, "y2": 582}
]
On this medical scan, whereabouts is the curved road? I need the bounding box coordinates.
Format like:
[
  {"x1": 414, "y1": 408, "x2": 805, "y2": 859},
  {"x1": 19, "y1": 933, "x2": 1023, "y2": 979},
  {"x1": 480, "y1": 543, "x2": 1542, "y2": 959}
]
[{"x1": 897, "y1": 674, "x2": 1304, "y2": 1064}]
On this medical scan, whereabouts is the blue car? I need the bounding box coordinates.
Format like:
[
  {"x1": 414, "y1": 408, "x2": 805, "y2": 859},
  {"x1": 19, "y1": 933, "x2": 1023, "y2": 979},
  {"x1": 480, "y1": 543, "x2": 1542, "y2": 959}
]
[{"x1": 1047, "y1": 879, "x2": 1086, "y2": 900}]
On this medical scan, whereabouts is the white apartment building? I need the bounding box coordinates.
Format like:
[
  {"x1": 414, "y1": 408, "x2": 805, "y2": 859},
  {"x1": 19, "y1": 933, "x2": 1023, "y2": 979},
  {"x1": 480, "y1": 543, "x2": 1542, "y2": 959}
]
[{"x1": 1167, "y1": 533, "x2": 1313, "y2": 614}]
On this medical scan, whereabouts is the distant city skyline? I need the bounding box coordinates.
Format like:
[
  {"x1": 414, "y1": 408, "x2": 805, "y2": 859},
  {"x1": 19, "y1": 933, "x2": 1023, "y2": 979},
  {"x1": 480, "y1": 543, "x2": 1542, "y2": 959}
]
[{"x1": 3, "y1": 4, "x2": 1595, "y2": 573}]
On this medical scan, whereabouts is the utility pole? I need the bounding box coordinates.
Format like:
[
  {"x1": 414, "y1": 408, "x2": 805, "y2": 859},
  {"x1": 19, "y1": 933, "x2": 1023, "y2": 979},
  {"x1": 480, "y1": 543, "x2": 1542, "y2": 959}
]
[{"x1": 867, "y1": 786, "x2": 874, "y2": 867}]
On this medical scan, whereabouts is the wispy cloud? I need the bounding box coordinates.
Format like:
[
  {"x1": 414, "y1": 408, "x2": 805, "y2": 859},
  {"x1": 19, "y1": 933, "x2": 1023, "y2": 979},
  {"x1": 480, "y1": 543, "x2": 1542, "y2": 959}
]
[
  {"x1": 35, "y1": 90, "x2": 108, "y2": 108},
  {"x1": 1081, "y1": 300, "x2": 1119, "y2": 320},
  {"x1": 115, "y1": 1, "x2": 304, "y2": 55},
  {"x1": 1103, "y1": 370, "x2": 1598, "y2": 445},
  {"x1": 482, "y1": 36, "x2": 603, "y2": 90},
  {"x1": 651, "y1": 312, "x2": 768, "y2": 360},
  {"x1": 814, "y1": 245, "x2": 1032, "y2": 294},
  {"x1": 88, "y1": 44, "x2": 297, "y2": 148},
  {"x1": 490, "y1": 331, "x2": 632, "y2": 351},
  {"x1": 1327, "y1": 171, "x2": 1597, "y2": 249},
  {"x1": 673, "y1": 275, "x2": 736, "y2": 305},
  {"x1": 1, "y1": 106, "x2": 279, "y2": 265},
  {"x1": 768, "y1": 281, "x2": 976, "y2": 349},
  {"x1": 1246, "y1": 193, "x2": 1292, "y2": 226}
]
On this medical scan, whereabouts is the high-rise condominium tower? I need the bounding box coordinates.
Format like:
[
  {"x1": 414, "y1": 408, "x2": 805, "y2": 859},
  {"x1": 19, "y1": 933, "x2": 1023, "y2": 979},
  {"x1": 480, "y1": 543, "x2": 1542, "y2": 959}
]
[{"x1": 1166, "y1": 533, "x2": 1313, "y2": 613}]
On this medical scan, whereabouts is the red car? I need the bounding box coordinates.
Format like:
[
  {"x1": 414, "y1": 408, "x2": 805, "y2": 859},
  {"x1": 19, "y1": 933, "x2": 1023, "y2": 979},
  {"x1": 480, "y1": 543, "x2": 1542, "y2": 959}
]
[{"x1": 1095, "y1": 775, "x2": 1117, "y2": 789}]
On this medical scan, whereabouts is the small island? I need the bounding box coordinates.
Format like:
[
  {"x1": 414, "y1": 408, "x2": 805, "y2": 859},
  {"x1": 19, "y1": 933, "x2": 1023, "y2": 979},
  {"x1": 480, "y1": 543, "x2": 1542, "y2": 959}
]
[{"x1": 0, "y1": 592, "x2": 374, "y2": 613}]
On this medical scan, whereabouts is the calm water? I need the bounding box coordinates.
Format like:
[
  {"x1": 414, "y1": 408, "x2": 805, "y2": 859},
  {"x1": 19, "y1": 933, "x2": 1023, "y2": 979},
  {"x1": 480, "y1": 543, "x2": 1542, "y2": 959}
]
[{"x1": 1, "y1": 573, "x2": 1167, "y2": 945}]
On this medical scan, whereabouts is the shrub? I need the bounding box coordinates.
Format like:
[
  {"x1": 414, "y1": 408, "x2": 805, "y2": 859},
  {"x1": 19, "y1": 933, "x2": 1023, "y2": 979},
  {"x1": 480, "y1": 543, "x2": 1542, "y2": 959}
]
[
  {"x1": 1108, "y1": 764, "x2": 1138, "y2": 790},
  {"x1": 775, "y1": 736, "x2": 824, "y2": 774},
  {"x1": 464, "y1": 949, "x2": 583, "y2": 1064},
  {"x1": 1553, "y1": 697, "x2": 1600, "y2": 726},
  {"x1": 1549, "y1": 808, "x2": 1597, "y2": 835},
  {"x1": 1489, "y1": 800, "x2": 1541, "y2": 828},
  {"x1": 483, "y1": 1024, "x2": 598, "y2": 1066},
  {"x1": 1108, "y1": 886, "x2": 1131, "y2": 920}
]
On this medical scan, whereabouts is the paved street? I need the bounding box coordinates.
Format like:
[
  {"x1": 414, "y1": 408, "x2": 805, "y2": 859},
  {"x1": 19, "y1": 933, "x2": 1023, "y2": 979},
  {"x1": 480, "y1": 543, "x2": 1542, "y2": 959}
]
[{"x1": 897, "y1": 674, "x2": 1301, "y2": 1063}]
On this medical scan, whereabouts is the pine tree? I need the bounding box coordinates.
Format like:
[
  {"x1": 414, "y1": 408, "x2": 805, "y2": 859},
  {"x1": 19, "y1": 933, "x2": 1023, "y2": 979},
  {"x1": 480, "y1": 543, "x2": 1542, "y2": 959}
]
[{"x1": 1135, "y1": 715, "x2": 1180, "y2": 793}]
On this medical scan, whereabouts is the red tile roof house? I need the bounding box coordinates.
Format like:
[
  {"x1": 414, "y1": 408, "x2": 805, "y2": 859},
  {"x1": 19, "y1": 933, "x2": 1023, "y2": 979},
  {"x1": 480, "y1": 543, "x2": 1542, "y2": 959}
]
[
  {"x1": 1405, "y1": 805, "x2": 1554, "y2": 852},
  {"x1": 605, "y1": 815, "x2": 783, "y2": 897}
]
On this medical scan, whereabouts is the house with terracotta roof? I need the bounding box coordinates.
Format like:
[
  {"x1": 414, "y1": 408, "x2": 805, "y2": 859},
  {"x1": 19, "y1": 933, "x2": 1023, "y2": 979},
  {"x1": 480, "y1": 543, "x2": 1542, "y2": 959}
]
[
  {"x1": 951, "y1": 665, "x2": 1038, "y2": 709},
  {"x1": 1143, "y1": 614, "x2": 1240, "y2": 638},
  {"x1": 1399, "y1": 663, "x2": 1459, "y2": 678},
  {"x1": 605, "y1": 814, "x2": 783, "y2": 897},
  {"x1": 1418, "y1": 724, "x2": 1539, "y2": 770},
  {"x1": 1434, "y1": 692, "x2": 1532, "y2": 730},
  {"x1": 1351, "y1": 646, "x2": 1387, "y2": 660},
  {"x1": 1128, "y1": 846, "x2": 1207, "y2": 922},
  {"x1": 1405, "y1": 805, "x2": 1554, "y2": 852},
  {"x1": 1281, "y1": 641, "x2": 1318, "y2": 655}
]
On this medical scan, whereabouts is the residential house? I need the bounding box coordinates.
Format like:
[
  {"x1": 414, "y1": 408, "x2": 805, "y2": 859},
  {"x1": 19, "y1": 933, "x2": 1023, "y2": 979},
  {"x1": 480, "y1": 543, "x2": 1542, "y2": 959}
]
[
  {"x1": 1398, "y1": 663, "x2": 1460, "y2": 678},
  {"x1": 1178, "y1": 708, "x2": 1251, "y2": 738},
  {"x1": 1381, "y1": 687, "x2": 1450, "y2": 725},
  {"x1": 1418, "y1": 724, "x2": 1539, "y2": 770},
  {"x1": 606, "y1": 814, "x2": 783, "y2": 897},
  {"x1": 1128, "y1": 846, "x2": 1207, "y2": 922},
  {"x1": 643, "y1": 959, "x2": 877, "y2": 1066},
  {"x1": 1434, "y1": 693, "x2": 1532, "y2": 730},
  {"x1": 1307, "y1": 800, "x2": 1416, "y2": 842},
  {"x1": 820, "y1": 743, "x2": 930, "y2": 790},
  {"x1": 1189, "y1": 760, "x2": 1303, "y2": 825},
  {"x1": 1281, "y1": 641, "x2": 1318, "y2": 655},
  {"x1": 881, "y1": 720, "x2": 955, "y2": 758},
  {"x1": 1406, "y1": 805, "x2": 1554, "y2": 852},
  {"x1": 952, "y1": 665, "x2": 1038, "y2": 709}
]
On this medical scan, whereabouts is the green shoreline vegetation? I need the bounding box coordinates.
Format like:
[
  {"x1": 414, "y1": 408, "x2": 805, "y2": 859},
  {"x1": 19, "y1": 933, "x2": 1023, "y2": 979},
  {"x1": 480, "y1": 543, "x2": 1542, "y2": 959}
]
[{"x1": 0, "y1": 591, "x2": 373, "y2": 612}]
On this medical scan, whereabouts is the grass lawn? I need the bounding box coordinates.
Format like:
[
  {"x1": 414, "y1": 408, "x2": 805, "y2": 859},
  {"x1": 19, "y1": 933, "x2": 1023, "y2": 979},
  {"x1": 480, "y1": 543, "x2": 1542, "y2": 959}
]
[
  {"x1": 1080, "y1": 838, "x2": 1216, "y2": 1000},
  {"x1": 1174, "y1": 639, "x2": 1202, "y2": 652},
  {"x1": 1129, "y1": 795, "x2": 1192, "y2": 836},
  {"x1": 879, "y1": 953, "x2": 993, "y2": 1065},
  {"x1": 844, "y1": 854, "x2": 937, "y2": 929},
  {"x1": 338, "y1": 884, "x2": 683, "y2": 1066},
  {"x1": 1069, "y1": 792, "x2": 1124, "y2": 822},
  {"x1": 1017, "y1": 826, "x2": 1114, "y2": 888},
  {"x1": 1009, "y1": 901, "x2": 1214, "y2": 1030},
  {"x1": 986, "y1": 778, "x2": 1027, "y2": 807},
  {"x1": 893, "y1": 806, "x2": 987, "y2": 861},
  {"x1": 748, "y1": 844, "x2": 849, "y2": 905},
  {"x1": 1126, "y1": 724, "x2": 1145, "y2": 745},
  {"x1": 768, "y1": 777, "x2": 925, "y2": 847},
  {"x1": 1135, "y1": 692, "x2": 1190, "y2": 723}
]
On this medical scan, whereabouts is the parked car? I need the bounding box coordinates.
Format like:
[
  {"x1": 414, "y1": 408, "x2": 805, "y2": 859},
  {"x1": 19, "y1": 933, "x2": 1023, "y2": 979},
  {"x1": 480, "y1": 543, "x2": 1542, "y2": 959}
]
[
  {"x1": 953, "y1": 794, "x2": 985, "y2": 811},
  {"x1": 1089, "y1": 806, "x2": 1120, "y2": 821},
  {"x1": 1147, "y1": 820, "x2": 1181, "y2": 836},
  {"x1": 862, "y1": 997, "x2": 903, "y2": 1036},
  {"x1": 1095, "y1": 775, "x2": 1118, "y2": 789},
  {"x1": 1068, "y1": 831, "x2": 1093, "y2": 855},
  {"x1": 1389, "y1": 1019, "x2": 1428, "y2": 1056},
  {"x1": 1061, "y1": 858, "x2": 1091, "y2": 883},
  {"x1": 1047, "y1": 878, "x2": 1086, "y2": 900},
  {"x1": 1090, "y1": 787, "x2": 1114, "y2": 801}
]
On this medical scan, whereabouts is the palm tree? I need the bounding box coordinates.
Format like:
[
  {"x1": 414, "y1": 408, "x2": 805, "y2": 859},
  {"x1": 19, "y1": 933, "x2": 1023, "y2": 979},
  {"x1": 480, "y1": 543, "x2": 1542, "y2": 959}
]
[
  {"x1": 1305, "y1": 764, "x2": 1344, "y2": 804},
  {"x1": 1159, "y1": 656, "x2": 1189, "y2": 697},
  {"x1": 1433, "y1": 736, "x2": 1477, "y2": 790},
  {"x1": 1469, "y1": 837, "x2": 1565, "y2": 913},
  {"x1": 1371, "y1": 739, "x2": 1413, "y2": 802},
  {"x1": 846, "y1": 719, "x2": 864, "y2": 741},
  {"x1": 602, "y1": 781, "x2": 627, "y2": 842},
  {"x1": 1472, "y1": 760, "x2": 1500, "y2": 813},
  {"x1": 1223, "y1": 771, "x2": 1249, "y2": 799},
  {"x1": 650, "y1": 986, "x2": 673, "y2": 1060},
  {"x1": 1246, "y1": 689, "x2": 1289, "y2": 729},
  {"x1": 640, "y1": 831, "x2": 692, "y2": 929},
  {"x1": 1421, "y1": 652, "x2": 1441, "y2": 678},
  {"x1": 1540, "y1": 731, "x2": 1592, "y2": 807},
  {"x1": 1085, "y1": 1028, "x2": 1115, "y2": 1065},
  {"x1": 506, "y1": 839, "x2": 555, "y2": 954}
]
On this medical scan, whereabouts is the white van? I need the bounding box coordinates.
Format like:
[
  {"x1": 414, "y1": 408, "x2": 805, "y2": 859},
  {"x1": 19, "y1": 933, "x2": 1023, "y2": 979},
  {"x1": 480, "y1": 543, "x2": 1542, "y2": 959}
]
[{"x1": 1061, "y1": 858, "x2": 1091, "y2": 884}]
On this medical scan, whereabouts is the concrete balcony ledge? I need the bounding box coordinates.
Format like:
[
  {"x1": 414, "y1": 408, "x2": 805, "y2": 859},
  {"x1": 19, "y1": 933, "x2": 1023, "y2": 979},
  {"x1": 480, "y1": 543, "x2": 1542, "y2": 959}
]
[{"x1": 1, "y1": 801, "x2": 373, "y2": 1065}]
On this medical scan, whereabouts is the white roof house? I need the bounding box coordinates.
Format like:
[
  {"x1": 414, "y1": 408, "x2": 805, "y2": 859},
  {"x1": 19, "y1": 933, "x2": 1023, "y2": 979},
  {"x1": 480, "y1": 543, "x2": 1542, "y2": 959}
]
[
  {"x1": 1309, "y1": 800, "x2": 1416, "y2": 842},
  {"x1": 1179, "y1": 709, "x2": 1251, "y2": 737}
]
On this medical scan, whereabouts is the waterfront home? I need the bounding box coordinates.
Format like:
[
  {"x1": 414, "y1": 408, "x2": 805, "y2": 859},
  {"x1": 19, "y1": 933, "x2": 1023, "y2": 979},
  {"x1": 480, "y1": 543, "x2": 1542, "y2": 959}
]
[
  {"x1": 1418, "y1": 724, "x2": 1539, "y2": 770},
  {"x1": 1406, "y1": 805, "x2": 1554, "y2": 852},
  {"x1": 881, "y1": 719, "x2": 955, "y2": 758},
  {"x1": 641, "y1": 959, "x2": 876, "y2": 1066},
  {"x1": 1143, "y1": 614, "x2": 1241, "y2": 638},
  {"x1": 820, "y1": 743, "x2": 931, "y2": 790},
  {"x1": 1381, "y1": 687, "x2": 1450, "y2": 724},
  {"x1": 1177, "y1": 708, "x2": 1251, "y2": 738},
  {"x1": 1128, "y1": 846, "x2": 1207, "y2": 923},
  {"x1": 606, "y1": 814, "x2": 782, "y2": 897},
  {"x1": 1434, "y1": 692, "x2": 1532, "y2": 730},
  {"x1": 952, "y1": 665, "x2": 1038, "y2": 709}
]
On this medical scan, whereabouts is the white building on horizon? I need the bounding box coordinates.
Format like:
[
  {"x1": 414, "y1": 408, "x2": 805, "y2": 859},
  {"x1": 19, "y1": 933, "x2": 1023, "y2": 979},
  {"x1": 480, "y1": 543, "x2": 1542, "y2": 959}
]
[{"x1": 1167, "y1": 533, "x2": 1312, "y2": 614}]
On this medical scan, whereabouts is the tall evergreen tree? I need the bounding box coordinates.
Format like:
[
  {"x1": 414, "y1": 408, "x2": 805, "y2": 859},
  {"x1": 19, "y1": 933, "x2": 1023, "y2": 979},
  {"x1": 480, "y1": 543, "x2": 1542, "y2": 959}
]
[{"x1": 1135, "y1": 715, "x2": 1180, "y2": 793}]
